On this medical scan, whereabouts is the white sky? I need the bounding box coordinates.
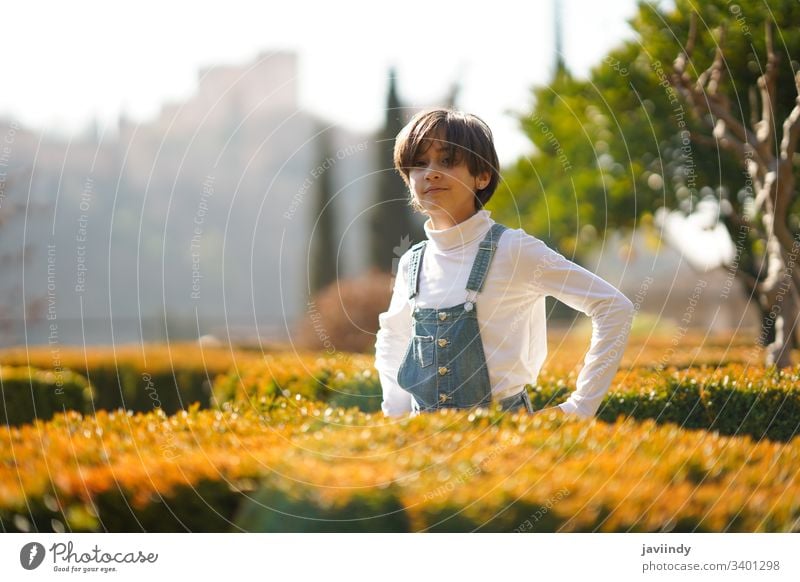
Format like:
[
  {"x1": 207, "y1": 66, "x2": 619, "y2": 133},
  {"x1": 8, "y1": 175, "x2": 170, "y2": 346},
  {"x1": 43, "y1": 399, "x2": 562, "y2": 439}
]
[{"x1": 2, "y1": 0, "x2": 641, "y2": 164}]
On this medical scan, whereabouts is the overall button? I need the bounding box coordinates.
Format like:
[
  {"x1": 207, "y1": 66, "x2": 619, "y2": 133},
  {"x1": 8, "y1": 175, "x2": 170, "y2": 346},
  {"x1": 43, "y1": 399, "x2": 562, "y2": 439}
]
[
  {"x1": 438, "y1": 312, "x2": 448, "y2": 321},
  {"x1": 437, "y1": 338, "x2": 449, "y2": 348},
  {"x1": 438, "y1": 366, "x2": 448, "y2": 376}
]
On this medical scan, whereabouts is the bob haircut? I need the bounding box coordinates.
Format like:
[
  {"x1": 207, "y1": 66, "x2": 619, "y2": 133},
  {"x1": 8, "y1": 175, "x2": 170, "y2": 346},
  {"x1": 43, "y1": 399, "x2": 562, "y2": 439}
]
[{"x1": 393, "y1": 108, "x2": 500, "y2": 210}]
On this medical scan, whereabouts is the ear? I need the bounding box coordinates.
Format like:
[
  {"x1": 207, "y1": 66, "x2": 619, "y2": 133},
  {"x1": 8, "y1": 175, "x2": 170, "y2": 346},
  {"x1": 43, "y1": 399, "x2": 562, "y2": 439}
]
[{"x1": 475, "y1": 171, "x2": 491, "y2": 191}]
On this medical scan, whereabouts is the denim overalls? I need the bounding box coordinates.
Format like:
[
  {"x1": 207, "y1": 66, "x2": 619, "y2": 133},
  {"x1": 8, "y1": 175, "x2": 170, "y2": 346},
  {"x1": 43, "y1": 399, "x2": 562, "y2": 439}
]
[{"x1": 397, "y1": 223, "x2": 533, "y2": 414}]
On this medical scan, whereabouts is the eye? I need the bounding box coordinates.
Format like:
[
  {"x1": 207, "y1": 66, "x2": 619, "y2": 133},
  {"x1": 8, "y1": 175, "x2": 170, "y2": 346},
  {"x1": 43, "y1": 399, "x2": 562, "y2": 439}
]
[
  {"x1": 440, "y1": 157, "x2": 451, "y2": 166},
  {"x1": 413, "y1": 159, "x2": 426, "y2": 167}
]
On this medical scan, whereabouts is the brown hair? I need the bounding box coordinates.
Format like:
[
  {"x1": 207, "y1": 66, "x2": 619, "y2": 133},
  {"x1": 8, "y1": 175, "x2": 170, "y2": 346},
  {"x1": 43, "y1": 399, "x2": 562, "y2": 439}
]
[{"x1": 393, "y1": 108, "x2": 500, "y2": 211}]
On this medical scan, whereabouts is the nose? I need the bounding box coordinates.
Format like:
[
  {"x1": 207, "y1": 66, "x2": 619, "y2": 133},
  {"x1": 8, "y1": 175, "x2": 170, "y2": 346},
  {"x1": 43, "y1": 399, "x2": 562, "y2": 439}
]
[{"x1": 425, "y1": 164, "x2": 442, "y2": 180}]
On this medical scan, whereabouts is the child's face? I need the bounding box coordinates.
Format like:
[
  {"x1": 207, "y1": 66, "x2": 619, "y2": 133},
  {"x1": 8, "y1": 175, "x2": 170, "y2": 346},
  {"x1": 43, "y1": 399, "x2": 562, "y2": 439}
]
[{"x1": 408, "y1": 132, "x2": 490, "y2": 227}]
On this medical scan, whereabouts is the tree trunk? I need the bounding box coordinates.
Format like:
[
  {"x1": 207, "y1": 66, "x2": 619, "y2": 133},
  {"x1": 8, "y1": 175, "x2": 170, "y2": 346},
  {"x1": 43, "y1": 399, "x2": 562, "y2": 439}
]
[
  {"x1": 760, "y1": 243, "x2": 800, "y2": 367},
  {"x1": 671, "y1": 16, "x2": 800, "y2": 368}
]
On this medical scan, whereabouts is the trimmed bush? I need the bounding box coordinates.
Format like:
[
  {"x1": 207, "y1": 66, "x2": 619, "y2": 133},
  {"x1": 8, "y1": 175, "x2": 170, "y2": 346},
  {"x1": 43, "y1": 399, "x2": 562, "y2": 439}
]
[
  {"x1": 594, "y1": 365, "x2": 800, "y2": 442},
  {"x1": 1, "y1": 402, "x2": 798, "y2": 533},
  {"x1": 211, "y1": 352, "x2": 382, "y2": 413},
  {"x1": 215, "y1": 355, "x2": 800, "y2": 442},
  {"x1": 233, "y1": 481, "x2": 409, "y2": 532},
  {"x1": 0, "y1": 366, "x2": 92, "y2": 425},
  {"x1": 0, "y1": 343, "x2": 260, "y2": 416}
]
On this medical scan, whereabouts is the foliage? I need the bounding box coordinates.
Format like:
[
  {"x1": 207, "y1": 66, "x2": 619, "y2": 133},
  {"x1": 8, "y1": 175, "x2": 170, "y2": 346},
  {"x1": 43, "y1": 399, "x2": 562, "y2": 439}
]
[
  {"x1": 0, "y1": 343, "x2": 260, "y2": 416},
  {"x1": 492, "y1": 0, "x2": 800, "y2": 257},
  {"x1": 0, "y1": 366, "x2": 93, "y2": 425},
  {"x1": 3, "y1": 332, "x2": 789, "y2": 442},
  {"x1": 211, "y1": 351, "x2": 383, "y2": 413},
  {"x1": 1, "y1": 401, "x2": 798, "y2": 533},
  {"x1": 2, "y1": 331, "x2": 798, "y2": 532}
]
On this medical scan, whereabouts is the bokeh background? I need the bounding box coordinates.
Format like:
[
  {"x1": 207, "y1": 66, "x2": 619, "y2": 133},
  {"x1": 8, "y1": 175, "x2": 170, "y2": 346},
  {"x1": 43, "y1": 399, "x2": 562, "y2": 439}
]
[
  {"x1": 1, "y1": 0, "x2": 750, "y2": 351},
  {"x1": 2, "y1": 0, "x2": 800, "y2": 535}
]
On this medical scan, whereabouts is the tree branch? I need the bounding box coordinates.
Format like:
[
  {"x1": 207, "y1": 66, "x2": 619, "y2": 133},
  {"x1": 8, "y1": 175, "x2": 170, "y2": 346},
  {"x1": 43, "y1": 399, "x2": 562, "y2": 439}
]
[
  {"x1": 749, "y1": 86, "x2": 759, "y2": 130},
  {"x1": 780, "y1": 72, "x2": 800, "y2": 166},
  {"x1": 687, "y1": 130, "x2": 720, "y2": 148},
  {"x1": 671, "y1": 16, "x2": 765, "y2": 166},
  {"x1": 755, "y1": 20, "x2": 780, "y2": 148}
]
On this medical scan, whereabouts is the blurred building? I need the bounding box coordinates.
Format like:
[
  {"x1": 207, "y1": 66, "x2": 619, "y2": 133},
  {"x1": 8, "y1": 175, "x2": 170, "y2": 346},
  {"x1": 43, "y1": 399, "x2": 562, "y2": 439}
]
[{"x1": 0, "y1": 51, "x2": 376, "y2": 347}]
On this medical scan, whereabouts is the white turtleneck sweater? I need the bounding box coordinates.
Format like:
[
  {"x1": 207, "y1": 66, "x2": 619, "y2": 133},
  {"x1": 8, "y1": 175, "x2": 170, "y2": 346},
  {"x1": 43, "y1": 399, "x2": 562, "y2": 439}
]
[{"x1": 374, "y1": 210, "x2": 634, "y2": 419}]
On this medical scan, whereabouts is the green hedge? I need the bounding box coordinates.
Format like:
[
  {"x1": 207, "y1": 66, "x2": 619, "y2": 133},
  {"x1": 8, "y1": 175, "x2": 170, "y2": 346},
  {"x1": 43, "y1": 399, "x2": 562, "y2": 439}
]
[
  {"x1": 0, "y1": 344, "x2": 256, "y2": 417},
  {"x1": 0, "y1": 366, "x2": 93, "y2": 426},
  {"x1": 591, "y1": 366, "x2": 800, "y2": 442},
  {"x1": 210, "y1": 355, "x2": 383, "y2": 414},
  {"x1": 215, "y1": 362, "x2": 800, "y2": 443},
  {"x1": 85, "y1": 364, "x2": 214, "y2": 416},
  {"x1": 233, "y1": 481, "x2": 409, "y2": 532}
]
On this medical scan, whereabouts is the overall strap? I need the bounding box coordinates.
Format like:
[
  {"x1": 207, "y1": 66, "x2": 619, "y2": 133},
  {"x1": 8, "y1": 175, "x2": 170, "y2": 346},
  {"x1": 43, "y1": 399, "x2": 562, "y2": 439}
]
[
  {"x1": 466, "y1": 223, "x2": 508, "y2": 293},
  {"x1": 406, "y1": 241, "x2": 427, "y2": 300}
]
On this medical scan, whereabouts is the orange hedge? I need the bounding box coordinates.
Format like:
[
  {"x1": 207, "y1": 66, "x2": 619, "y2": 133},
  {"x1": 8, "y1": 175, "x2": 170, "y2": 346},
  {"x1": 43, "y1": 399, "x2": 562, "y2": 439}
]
[{"x1": 1, "y1": 401, "x2": 798, "y2": 532}]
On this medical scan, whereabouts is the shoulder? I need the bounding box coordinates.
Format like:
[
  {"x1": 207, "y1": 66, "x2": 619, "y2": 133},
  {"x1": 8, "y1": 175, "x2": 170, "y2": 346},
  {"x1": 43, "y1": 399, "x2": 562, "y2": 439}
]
[{"x1": 495, "y1": 223, "x2": 554, "y2": 260}]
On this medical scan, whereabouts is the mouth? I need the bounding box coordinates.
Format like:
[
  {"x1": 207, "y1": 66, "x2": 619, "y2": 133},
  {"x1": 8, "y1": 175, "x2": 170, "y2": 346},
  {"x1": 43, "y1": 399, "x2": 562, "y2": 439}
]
[{"x1": 424, "y1": 187, "x2": 447, "y2": 194}]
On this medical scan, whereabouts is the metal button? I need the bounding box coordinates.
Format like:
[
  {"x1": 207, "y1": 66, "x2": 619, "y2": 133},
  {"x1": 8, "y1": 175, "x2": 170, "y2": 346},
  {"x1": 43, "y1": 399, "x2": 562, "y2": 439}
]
[
  {"x1": 437, "y1": 338, "x2": 448, "y2": 348},
  {"x1": 464, "y1": 301, "x2": 474, "y2": 312},
  {"x1": 438, "y1": 312, "x2": 448, "y2": 321},
  {"x1": 438, "y1": 366, "x2": 448, "y2": 376}
]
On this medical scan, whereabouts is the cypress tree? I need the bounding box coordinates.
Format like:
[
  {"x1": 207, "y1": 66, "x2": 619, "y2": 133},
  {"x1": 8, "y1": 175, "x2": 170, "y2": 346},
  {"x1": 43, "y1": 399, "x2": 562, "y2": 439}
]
[
  {"x1": 370, "y1": 69, "x2": 423, "y2": 273},
  {"x1": 309, "y1": 125, "x2": 338, "y2": 293}
]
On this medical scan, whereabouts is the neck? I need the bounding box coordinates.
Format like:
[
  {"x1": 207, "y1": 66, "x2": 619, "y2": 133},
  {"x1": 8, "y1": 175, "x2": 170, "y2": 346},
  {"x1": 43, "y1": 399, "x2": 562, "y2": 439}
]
[
  {"x1": 423, "y1": 208, "x2": 493, "y2": 252},
  {"x1": 427, "y1": 207, "x2": 478, "y2": 230}
]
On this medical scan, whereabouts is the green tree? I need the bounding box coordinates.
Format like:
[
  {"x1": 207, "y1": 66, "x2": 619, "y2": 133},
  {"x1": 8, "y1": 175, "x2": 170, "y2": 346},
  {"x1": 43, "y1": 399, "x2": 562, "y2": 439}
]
[
  {"x1": 309, "y1": 125, "x2": 337, "y2": 294},
  {"x1": 493, "y1": 0, "x2": 800, "y2": 366},
  {"x1": 370, "y1": 69, "x2": 424, "y2": 273}
]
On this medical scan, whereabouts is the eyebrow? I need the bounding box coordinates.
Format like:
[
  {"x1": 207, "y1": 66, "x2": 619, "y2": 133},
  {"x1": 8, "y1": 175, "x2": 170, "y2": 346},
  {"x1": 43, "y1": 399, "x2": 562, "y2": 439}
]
[{"x1": 416, "y1": 145, "x2": 450, "y2": 157}]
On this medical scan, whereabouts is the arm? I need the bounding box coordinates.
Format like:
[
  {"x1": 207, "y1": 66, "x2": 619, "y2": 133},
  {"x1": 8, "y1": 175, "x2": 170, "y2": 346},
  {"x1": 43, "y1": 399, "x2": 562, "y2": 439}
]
[
  {"x1": 521, "y1": 236, "x2": 634, "y2": 419},
  {"x1": 374, "y1": 255, "x2": 414, "y2": 417}
]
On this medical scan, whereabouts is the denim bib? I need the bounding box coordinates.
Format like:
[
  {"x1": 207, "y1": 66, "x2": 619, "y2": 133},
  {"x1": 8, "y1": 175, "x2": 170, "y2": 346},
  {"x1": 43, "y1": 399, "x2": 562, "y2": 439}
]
[{"x1": 397, "y1": 223, "x2": 531, "y2": 413}]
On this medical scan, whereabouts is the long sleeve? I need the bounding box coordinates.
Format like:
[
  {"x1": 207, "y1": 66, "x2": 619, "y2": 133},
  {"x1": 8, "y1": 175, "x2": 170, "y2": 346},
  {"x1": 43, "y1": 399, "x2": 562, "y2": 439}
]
[
  {"x1": 520, "y1": 237, "x2": 634, "y2": 419},
  {"x1": 374, "y1": 254, "x2": 414, "y2": 417}
]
